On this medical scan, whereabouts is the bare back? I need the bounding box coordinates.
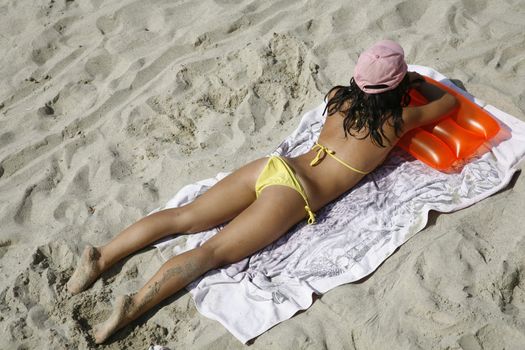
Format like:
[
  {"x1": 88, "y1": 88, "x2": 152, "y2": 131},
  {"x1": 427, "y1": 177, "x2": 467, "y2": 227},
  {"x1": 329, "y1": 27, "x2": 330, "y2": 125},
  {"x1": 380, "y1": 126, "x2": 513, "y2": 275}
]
[
  {"x1": 286, "y1": 78, "x2": 457, "y2": 212},
  {"x1": 286, "y1": 107, "x2": 400, "y2": 211}
]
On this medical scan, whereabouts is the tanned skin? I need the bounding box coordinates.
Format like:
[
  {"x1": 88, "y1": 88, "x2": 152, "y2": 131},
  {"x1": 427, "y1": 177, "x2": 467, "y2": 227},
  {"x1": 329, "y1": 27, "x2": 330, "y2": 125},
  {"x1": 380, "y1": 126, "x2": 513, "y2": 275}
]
[{"x1": 67, "y1": 72, "x2": 456, "y2": 344}]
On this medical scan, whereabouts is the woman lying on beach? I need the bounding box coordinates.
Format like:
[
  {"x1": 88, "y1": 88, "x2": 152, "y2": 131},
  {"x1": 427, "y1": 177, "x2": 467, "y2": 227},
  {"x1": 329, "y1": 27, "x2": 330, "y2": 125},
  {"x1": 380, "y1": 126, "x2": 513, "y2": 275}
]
[{"x1": 67, "y1": 39, "x2": 457, "y2": 344}]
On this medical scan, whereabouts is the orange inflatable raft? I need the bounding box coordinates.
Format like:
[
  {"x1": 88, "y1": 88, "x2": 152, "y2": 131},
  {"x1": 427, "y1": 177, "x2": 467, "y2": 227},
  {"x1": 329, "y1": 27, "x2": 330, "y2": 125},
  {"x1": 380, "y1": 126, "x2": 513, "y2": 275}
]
[{"x1": 398, "y1": 76, "x2": 500, "y2": 171}]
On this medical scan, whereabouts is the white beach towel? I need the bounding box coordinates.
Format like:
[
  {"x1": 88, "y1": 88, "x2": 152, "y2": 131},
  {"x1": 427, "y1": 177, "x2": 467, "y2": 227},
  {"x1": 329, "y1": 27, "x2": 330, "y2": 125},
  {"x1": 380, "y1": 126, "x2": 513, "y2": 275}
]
[{"x1": 152, "y1": 66, "x2": 525, "y2": 343}]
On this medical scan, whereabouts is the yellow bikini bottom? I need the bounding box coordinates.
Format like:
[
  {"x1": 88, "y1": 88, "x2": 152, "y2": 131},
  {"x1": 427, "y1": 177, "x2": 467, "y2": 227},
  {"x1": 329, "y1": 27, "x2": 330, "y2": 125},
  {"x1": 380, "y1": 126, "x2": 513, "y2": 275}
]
[{"x1": 255, "y1": 156, "x2": 316, "y2": 224}]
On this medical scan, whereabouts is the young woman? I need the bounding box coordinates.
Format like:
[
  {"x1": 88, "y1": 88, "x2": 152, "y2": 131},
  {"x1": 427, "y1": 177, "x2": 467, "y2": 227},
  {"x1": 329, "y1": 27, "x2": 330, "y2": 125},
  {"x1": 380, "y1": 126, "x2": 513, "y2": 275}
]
[{"x1": 66, "y1": 39, "x2": 457, "y2": 343}]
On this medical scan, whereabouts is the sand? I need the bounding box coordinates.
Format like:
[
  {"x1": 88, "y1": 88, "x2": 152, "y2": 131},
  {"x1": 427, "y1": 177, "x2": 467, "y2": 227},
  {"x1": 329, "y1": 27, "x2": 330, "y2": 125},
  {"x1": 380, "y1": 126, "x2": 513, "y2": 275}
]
[{"x1": 1, "y1": 0, "x2": 525, "y2": 349}]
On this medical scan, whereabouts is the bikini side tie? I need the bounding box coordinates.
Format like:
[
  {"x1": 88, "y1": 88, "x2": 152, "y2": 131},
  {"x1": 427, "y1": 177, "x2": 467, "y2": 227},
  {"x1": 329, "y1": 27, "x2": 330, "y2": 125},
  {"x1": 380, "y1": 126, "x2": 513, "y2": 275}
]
[
  {"x1": 305, "y1": 205, "x2": 316, "y2": 225},
  {"x1": 310, "y1": 142, "x2": 370, "y2": 175},
  {"x1": 310, "y1": 143, "x2": 334, "y2": 166}
]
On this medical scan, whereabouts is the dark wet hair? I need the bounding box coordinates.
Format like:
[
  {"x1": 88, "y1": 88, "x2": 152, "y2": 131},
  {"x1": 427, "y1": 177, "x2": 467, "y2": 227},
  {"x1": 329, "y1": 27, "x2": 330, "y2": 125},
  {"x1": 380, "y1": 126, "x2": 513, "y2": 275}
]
[{"x1": 323, "y1": 75, "x2": 411, "y2": 147}]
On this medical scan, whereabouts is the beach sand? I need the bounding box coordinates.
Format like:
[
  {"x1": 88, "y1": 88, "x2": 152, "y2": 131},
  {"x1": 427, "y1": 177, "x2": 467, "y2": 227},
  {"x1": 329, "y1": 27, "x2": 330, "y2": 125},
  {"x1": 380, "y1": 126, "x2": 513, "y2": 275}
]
[{"x1": 1, "y1": 0, "x2": 525, "y2": 348}]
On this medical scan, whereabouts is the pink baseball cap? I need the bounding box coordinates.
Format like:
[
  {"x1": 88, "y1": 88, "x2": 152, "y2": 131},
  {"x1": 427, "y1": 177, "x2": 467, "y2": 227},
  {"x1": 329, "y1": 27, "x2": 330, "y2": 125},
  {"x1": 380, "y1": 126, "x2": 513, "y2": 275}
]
[{"x1": 354, "y1": 40, "x2": 408, "y2": 94}]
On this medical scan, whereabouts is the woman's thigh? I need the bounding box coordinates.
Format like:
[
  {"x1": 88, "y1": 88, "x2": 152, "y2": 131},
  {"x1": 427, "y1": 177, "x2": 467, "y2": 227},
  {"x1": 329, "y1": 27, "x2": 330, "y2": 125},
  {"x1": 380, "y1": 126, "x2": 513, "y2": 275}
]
[
  {"x1": 172, "y1": 157, "x2": 268, "y2": 233},
  {"x1": 200, "y1": 185, "x2": 308, "y2": 267}
]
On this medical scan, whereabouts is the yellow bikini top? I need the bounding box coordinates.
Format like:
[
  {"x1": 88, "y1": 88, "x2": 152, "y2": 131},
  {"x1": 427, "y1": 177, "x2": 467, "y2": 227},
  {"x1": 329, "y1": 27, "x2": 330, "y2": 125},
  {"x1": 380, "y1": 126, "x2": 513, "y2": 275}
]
[{"x1": 310, "y1": 142, "x2": 370, "y2": 175}]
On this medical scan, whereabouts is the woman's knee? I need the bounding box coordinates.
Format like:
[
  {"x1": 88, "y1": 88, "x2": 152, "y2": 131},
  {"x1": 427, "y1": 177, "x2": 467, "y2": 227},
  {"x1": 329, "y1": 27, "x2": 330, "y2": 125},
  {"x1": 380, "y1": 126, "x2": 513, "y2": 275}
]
[{"x1": 196, "y1": 242, "x2": 238, "y2": 269}]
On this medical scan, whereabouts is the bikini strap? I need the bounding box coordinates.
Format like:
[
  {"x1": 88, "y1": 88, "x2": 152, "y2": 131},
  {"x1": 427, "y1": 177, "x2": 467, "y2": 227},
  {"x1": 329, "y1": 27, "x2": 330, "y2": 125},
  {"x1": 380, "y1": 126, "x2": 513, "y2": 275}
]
[{"x1": 310, "y1": 142, "x2": 370, "y2": 175}]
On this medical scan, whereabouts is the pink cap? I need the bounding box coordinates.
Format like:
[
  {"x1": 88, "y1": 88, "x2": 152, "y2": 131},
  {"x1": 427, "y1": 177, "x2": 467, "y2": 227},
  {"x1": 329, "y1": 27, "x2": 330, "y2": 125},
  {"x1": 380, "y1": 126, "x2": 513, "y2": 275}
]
[{"x1": 354, "y1": 40, "x2": 408, "y2": 94}]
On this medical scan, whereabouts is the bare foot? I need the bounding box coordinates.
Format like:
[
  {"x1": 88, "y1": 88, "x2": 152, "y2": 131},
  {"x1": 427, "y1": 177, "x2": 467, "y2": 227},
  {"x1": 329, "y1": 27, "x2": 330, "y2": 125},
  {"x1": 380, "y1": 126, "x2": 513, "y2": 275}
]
[
  {"x1": 66, "y1": 245, "x2": 103, "y2": 295},
  {"x1": 94, "y1": 295, "x2": 135, "y2": 344}
]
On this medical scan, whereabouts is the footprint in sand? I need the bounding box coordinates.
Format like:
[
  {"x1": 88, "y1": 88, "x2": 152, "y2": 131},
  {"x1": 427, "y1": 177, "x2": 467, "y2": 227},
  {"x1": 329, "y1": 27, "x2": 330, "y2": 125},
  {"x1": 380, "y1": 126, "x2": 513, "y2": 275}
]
[
  {"x1": 1, "y1": 242, "x2": 74, "y2": 344},
  {"x1": 85, "y1": 49, "x2": 117, "y2": 80},
  {"x1": 0, "y1": 131, "x2": 15, "y2": 148},
  {"x1": 53, "y1": 197, "x2": 92, "y2": 225},
  {"x1": 96, "y1": 14, "x2": 120, "y2": 35},
  {"x1": 110, "y1": 155, "x2": 133, "y2": 182},
  {"x1": 376, "y1": 0, "x2": 427, "y2": 31},
  {"x1": 30, "y1": 28, "x2": 61, "y2": 66}
]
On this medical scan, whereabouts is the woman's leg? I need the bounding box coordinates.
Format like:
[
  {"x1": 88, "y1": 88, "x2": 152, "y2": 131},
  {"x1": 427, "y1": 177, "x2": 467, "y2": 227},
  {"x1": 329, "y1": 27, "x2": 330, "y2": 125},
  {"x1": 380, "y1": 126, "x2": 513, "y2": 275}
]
[
  {"x1": 93, "y1": 185, "x2": 308, "y2": 343},
  {"x1": 66, "y1": 158, "x2": 267, "y2": 295}
]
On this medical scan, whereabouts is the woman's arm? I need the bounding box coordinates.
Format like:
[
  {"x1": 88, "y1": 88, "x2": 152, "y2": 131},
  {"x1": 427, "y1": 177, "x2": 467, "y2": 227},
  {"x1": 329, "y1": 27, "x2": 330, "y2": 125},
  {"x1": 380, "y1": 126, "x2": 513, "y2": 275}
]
[{"x1": 402, "y1": 72, "x2": 458, "y2": 131}]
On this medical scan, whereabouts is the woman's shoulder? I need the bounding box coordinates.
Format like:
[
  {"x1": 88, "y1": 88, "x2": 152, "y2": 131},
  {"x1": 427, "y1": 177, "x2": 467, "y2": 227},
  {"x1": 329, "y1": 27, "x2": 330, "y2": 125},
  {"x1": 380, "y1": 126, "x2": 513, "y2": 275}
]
[
  {"x1": 325, "y1": 86, "x2": 351, "y2": 113},
  {"x1": 326, "y1": 86, "x2": 341, "y2": 101}
]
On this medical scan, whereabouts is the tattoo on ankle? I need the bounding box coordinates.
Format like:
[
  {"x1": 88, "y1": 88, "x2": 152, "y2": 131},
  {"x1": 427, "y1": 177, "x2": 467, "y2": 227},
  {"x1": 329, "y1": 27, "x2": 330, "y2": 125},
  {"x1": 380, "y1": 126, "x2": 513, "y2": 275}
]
[
  {"x1": 137, "y1": 282, "x2": 160, "y2": 310},
  {"x1": 136, "y1": 259, "x2": 200, "y2": 310}
]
